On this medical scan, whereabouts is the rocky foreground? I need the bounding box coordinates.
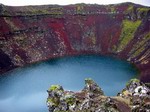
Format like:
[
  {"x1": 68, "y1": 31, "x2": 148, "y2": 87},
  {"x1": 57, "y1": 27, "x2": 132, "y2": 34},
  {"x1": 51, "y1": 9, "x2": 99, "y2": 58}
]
[{"x1": 47, "y1": 78, "x2": 150, "y2": 112}]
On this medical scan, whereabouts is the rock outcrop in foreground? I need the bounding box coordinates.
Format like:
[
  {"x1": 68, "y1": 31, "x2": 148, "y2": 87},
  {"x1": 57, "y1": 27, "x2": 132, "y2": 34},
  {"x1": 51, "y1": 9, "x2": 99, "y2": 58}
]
[
  {"x1": 47, "y1": 78, "x2": 150, "y2": 112},
  {"x1": 0, "y1": 3, "x2": 150, "y2": 82}
]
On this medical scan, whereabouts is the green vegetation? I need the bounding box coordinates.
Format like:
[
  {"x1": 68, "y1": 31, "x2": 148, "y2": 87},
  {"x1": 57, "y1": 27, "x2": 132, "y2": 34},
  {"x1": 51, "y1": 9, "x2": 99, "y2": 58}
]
[
  {"x1": 137, "y1": 7, "x2": 149, "y2": 12},
  {"x1": 131, "y1": 46, "x2": 145, "y2": 58},
  {"x1": 111, "y1": 45, "x2": 117, "y2": 52},
  {"x1": 48, "y1": 85, "x2": 61, "y2": 91},
  {"x1": 124, "y1": 5, "x2": 134, "y2": 15},
  {"x1": 126, "y1": 5, "x2": 133, "y2": 12},
  {"x1": 76, "y1": 4, "x2": 85, "y2": 14},
  {"x1": 137, "y1": 7, "x2": 150, "y2": 17},
  {"x1": 47, "y1": 98, "x2": 59, "y2": 106},
  {"x1": 111, "y1": 7, "x2": 115, "y2": 12},
  {"x1": 85, "y1": 78, "x2": 93, "y2": 84},
  {"x1": 117, "y1": 20, "x2": 141, "y2": 52},
  {"x1": 130, "y1": 78, "x2": 140, "y2": 83},
  {"x1": 130, "y1": 33, "x2": 150, "y2": 58},
  {"x1": 126, "y1": 78, "x2": 140, "y2": 86},
  {"x1": 110, "y1": 6, "x2": 116, "y2": 13},
  {"x1": 125, "y1": 5, "x2": 149, "y2": 18},
  {"x1": 65, "y1": 94, "x2": 75, "y2": 105},
  {"x1": 16, "y1": 7, "x2": 63, "y2": 16}
]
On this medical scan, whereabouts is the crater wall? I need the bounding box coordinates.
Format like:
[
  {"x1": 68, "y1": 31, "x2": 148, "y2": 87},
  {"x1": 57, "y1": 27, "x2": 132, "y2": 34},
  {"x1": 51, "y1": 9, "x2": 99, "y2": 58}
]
[{"x1": 0, "y1": 3, "x2": 149, "y2": 82}]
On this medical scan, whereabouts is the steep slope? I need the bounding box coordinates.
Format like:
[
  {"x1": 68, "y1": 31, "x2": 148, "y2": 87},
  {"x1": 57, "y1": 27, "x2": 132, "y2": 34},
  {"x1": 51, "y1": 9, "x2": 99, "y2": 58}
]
[{"x1": 0, "y1": 3, "x2": 149, "y2": 82}]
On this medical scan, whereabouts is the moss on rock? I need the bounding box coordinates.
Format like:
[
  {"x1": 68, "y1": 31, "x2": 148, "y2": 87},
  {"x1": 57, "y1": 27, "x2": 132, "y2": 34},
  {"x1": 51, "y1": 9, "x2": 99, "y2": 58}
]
[
  {"x1": 48, "y1": 85, "x2": 63, "y2": 91},
  {"x1": 117, "y1": 20, "x2": 141, "y2": 52},
  {"x1": 129, "y1": 33, "x2": 150, "y2": 59},
  {"x1": 47, "y1": 78, "x2": 150, "y2": 112}
]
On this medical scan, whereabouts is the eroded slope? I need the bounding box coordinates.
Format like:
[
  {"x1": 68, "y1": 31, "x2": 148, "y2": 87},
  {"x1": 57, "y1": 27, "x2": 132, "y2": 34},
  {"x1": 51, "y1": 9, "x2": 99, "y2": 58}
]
[{"x1": 0, "y1": 3, "x2": 149, "y2": 82}]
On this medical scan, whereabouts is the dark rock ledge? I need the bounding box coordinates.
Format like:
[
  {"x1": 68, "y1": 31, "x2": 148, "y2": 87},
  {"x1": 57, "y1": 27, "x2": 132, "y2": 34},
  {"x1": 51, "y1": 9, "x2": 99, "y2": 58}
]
[{"x1": 47, "y1": 78, "x2": 150, "y2": 112}]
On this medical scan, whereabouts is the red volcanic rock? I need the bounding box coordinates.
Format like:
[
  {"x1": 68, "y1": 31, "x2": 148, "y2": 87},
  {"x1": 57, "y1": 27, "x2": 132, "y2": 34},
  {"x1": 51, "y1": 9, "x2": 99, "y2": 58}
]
[{"x1": 0, "y1": 2, "x2": 149, "y2": 82}]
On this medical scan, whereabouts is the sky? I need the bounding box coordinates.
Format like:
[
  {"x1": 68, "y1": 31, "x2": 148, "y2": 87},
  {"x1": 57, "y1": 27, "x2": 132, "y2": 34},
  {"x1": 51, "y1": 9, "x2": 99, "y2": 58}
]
[{"x1": 0, "y1": 0, "x2": 150, "y2": 6}]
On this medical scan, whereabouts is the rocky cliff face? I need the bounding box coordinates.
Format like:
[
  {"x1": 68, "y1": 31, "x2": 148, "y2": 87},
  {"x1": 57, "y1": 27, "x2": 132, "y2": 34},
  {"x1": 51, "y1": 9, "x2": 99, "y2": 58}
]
[
  {"x1": 47, "y1": 78, "x2": 150, "y2": 112},
  {"x1": 0, "y1": 3, "x2": 149, "y2": 82}
]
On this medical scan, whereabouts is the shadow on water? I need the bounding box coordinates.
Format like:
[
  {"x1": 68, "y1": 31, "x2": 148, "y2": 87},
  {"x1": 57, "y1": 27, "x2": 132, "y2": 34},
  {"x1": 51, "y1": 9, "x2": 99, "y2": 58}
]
[{"x1": 0, "y1": 55, "x2": 138, "y2": 112}]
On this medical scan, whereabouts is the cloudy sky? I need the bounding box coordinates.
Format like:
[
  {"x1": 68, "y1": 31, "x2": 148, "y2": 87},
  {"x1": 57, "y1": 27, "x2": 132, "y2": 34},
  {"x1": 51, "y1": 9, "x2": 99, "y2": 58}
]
[{"x1": 0, "y1": 0, "x2": 149, "y2": 6}]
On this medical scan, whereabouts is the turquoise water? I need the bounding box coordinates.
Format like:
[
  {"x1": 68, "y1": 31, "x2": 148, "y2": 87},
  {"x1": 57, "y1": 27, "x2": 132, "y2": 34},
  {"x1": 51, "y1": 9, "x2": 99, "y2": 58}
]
[{"x1": 0, "y1": 55, "x2": 138, "y2": 112}]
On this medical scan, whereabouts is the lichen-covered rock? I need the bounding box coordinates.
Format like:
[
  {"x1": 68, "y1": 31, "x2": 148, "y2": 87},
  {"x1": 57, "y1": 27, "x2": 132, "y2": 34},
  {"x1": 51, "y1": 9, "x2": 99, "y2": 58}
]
[
  {"x1": 82, "y1": 78, "x2": 104, "y2": 95},
  {"x1": 118, "y1": 78, "x2": 150, "y2": 112},
  {"x1": 47, "y1": 85, "x2": 64, "y2": 111},
  {"x1": 46, "y1": 78, "x2": 150, "y2": 112}
]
